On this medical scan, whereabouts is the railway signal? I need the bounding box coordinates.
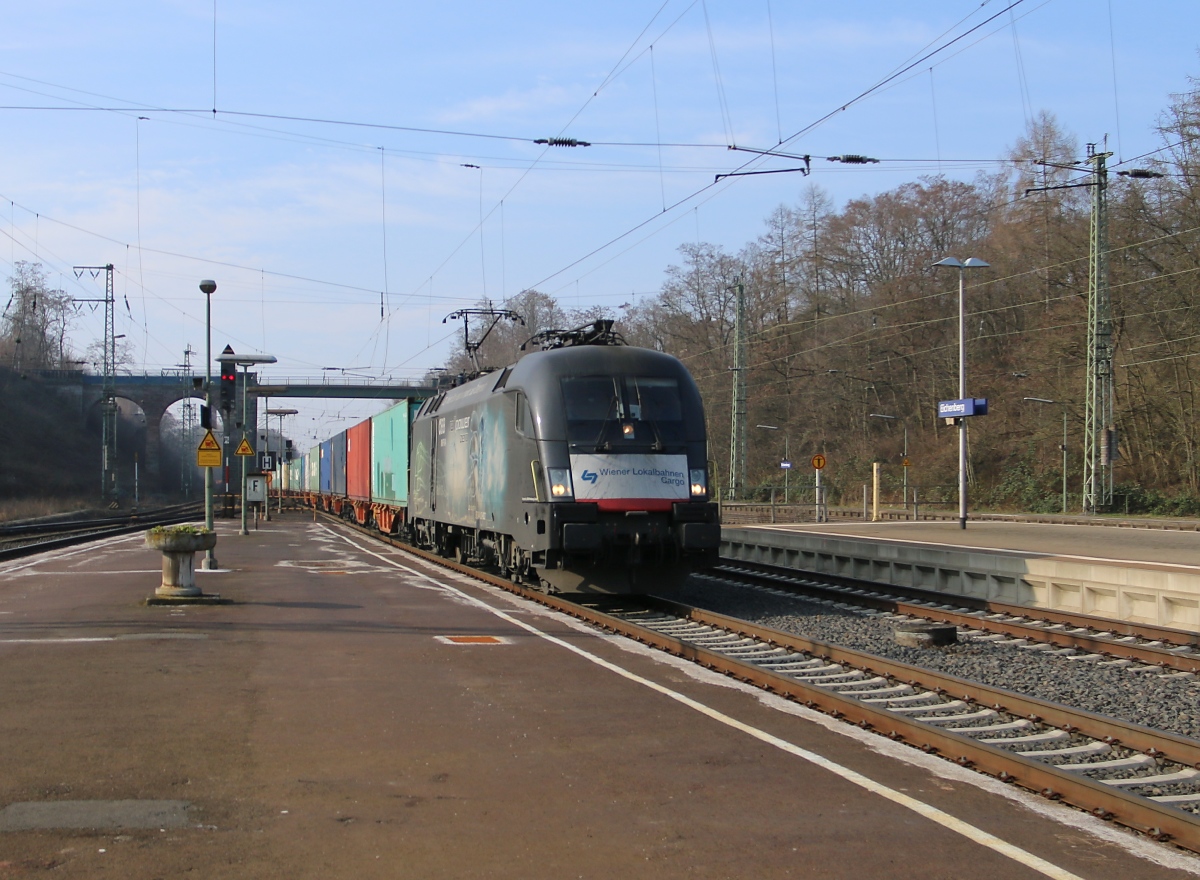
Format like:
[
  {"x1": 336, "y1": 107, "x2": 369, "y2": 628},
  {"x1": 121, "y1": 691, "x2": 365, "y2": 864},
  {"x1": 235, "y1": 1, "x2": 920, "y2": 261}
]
[{"x1": 219, "y1": 362, "x2": 237, "y2": 412}]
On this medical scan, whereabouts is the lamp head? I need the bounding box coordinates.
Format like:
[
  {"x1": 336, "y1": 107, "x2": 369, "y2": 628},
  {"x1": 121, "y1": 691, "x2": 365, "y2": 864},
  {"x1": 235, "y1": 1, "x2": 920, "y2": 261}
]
[
  {"x1": 234, "y1": 353, "x2": 278, "y2": 366},
  {"x1": 199, "y1": 279, "x2": 217, "y2": 294}
]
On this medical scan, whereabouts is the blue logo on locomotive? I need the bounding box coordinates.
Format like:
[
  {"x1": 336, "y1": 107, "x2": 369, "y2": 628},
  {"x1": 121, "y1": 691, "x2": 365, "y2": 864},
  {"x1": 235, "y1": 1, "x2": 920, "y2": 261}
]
[{"x1": 581, "y1": 469, "x2": 598, "y2": 484}]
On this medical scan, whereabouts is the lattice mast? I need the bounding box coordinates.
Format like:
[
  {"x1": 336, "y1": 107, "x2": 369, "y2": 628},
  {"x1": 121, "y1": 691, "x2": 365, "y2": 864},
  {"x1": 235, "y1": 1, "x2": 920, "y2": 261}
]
[
  {"x1": 728, "y1": 279, "x2": 747, "y2": 500},
  {"x1": 74, "y1": 263, "x2": 118, "y2": 502},
  {"x1": 180, "y1": 346, "x2": 196, "y2": 497},
  {"x1": 1083, "y1": 145, "x2": 1114, "y2": 514}
]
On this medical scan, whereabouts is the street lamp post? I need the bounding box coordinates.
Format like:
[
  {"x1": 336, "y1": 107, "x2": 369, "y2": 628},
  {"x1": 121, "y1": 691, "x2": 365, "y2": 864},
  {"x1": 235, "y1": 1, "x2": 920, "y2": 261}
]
[
  {"x1": 266, "y1": 408, "x2": 299, "y2": 513},
  {"x1": 199, "y1": 280, "x2": 218, "y2": 570},
  {"x1": 1024, "y1": 397, "x2": 1069, "y2": 515},
  {"x1": 755, "y1": 424, "x2": 789, "y2": 503},
  {"x1": 933, "y1": 257, "x2": 989, "y2": 529},
  {"x1": 869, "y1": 413, "x2": 907, "y2": 517}
]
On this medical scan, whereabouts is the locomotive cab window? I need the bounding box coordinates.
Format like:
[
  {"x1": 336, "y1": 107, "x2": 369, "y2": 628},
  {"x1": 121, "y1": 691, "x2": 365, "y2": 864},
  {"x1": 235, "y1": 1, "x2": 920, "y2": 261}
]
[
  {"x1": 561, "y1": 376, "x2": 684, "y2": 448},
  {"x1": 514, "y1": 392, "x2": 535, "y2": 437}
]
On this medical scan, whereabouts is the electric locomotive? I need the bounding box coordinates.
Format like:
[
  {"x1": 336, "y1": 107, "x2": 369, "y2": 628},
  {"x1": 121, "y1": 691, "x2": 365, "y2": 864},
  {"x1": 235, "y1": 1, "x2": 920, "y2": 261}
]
[{"x1": 408, "y1": 320, "x2": 720, "y2": 592}]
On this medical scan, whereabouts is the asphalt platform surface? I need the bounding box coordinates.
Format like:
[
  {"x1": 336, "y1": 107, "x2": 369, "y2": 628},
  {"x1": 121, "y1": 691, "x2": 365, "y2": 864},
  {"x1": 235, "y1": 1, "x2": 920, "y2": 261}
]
[{"x1": 0, "y1": 514, "x2": 1196, "y2": 879}]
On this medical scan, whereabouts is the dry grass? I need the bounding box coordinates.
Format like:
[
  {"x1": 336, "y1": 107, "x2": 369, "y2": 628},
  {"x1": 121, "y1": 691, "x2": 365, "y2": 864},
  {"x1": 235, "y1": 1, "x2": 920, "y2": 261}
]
[{"x1": 0, "y1": 497, "x2": 96, "y2": 524}]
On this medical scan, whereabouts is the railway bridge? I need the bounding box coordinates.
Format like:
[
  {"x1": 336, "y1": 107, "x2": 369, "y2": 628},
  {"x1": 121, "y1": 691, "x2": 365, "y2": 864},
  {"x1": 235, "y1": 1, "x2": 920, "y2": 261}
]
[{"x1": 37, "y1": 369, "x2": 435, "y2": 489}]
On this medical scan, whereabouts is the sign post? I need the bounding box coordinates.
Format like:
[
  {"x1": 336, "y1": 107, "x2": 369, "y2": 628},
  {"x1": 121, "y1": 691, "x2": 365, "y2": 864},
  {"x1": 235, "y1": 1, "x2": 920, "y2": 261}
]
[
  {"x1": 235, "y1": 436, "x2": 255, "y2": 536},
  {"x1": 811, "y1": 454, "x2": 826, "y2": 523},
  {"x1": 937, "y1": 398, "x2": 989, "y2": 527},
  {"x1": 196, "y1": 431, "x2": 222, "y2": 468}
]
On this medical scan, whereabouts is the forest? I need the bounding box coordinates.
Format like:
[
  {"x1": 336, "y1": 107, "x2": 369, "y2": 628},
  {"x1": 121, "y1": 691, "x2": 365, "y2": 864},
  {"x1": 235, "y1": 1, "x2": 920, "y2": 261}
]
[{"x1": 444, "y1": 80, "x2": 1200, "y2": 516}]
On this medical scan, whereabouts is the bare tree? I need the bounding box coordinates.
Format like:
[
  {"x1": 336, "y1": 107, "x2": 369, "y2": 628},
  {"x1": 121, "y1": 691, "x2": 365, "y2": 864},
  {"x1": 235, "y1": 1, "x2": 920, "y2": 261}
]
[{"x1": 1, "y1": 262, "x2": 78, "y2": 371}]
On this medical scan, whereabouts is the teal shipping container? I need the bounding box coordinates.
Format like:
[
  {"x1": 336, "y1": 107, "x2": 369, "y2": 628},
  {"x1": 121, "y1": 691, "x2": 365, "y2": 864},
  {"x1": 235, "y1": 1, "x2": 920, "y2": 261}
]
[
  {"x1": 287, "y1": 457, "x2": 304, "y2": 491},
  {"x1": 370, "y1": 400, "x2": 416, "y2": 505},
  {"x1": 305, "y1": 446, "x2": 320, "y2": 492}
]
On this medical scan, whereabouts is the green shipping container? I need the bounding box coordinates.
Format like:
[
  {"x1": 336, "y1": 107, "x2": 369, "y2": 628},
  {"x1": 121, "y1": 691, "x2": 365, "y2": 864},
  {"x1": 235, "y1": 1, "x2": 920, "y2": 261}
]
[
  {"x1": 305, "y1": 446, "x2": 320, "y2": 492},
  {"x1": 370, "y1": 400, "x2": 414, "y2": 505}
]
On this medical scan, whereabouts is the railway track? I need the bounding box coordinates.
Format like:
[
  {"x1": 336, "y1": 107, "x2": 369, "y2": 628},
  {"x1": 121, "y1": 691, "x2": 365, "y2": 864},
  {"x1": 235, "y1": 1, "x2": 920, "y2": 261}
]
[
  {"x1": 0, "y1": 503, "x2": 205, "y2": 561},
  {"x1": 707, "y1": 559, "x2": 1200, "y2": 674},
  {"x1": 317, "y1": 511, "x2": 1200, "y2": 853},
  {"x1": 574, "y1": 594, "x2": 1200, "y2": 846}
]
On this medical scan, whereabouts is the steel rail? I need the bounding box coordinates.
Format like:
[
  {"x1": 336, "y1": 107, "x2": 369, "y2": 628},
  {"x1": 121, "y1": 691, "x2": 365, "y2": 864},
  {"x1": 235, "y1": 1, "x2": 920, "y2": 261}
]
[
  {"x1": 0, "y1": 503, "x2": 206, "y2": 562},
  {"x1": 0, "y1": 502, "x2": 204, "y2": 538},
  {"x1": 714, "y1": 560, "x2": 1200, "y2": 670},
  {"x1": 312, "y1": 510, "x2": 1200, "y2": 851},
  {"x1": 579, "y1": 595, "x2": 1200, "y2": 850}
]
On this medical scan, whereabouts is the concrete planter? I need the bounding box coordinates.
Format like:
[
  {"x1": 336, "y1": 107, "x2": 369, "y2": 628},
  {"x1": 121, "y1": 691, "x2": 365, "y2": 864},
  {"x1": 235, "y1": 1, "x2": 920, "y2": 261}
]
[{"x1": 145, "y1": 530, "x2": 217, "y2": 597}]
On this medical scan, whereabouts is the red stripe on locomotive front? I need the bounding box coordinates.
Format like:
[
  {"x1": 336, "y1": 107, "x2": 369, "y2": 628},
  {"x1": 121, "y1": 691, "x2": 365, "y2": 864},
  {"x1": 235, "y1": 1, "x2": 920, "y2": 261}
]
[{"x1": 593, "y1": 498, "x2": 676, "y2": 512}]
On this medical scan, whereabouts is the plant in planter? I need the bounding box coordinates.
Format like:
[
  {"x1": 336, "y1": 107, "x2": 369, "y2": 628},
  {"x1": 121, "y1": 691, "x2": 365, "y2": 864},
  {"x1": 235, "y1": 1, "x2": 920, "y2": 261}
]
[{"x1": 145, "y1": 525, "x2": 217, "y2": 596}]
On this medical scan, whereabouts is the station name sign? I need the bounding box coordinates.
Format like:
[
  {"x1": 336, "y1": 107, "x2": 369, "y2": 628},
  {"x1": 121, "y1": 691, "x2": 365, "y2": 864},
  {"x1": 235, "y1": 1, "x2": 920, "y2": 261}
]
[{"x1": 938, "y1": 398, "x2": 988, "y2": 418}]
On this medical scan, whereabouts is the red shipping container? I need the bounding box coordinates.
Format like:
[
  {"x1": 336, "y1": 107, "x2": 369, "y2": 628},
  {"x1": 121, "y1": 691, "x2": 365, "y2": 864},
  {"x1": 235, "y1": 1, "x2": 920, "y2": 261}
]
[{"x1": 346, "y1": 418, "x2": 372, "y2": 501}]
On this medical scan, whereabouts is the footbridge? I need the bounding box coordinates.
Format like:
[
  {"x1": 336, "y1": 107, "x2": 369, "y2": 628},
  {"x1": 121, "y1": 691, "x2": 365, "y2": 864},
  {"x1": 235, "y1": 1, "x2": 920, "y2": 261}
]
[{"x1": 39, "y1": 369, "x2": 436, "y2": 488}]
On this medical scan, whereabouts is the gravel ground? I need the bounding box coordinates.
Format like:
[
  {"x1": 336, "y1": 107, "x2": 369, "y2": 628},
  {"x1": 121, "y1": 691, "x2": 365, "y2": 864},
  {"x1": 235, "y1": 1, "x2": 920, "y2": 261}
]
[{"x1": 674, "y1": 574, "x2": 1200, "y2": 741}]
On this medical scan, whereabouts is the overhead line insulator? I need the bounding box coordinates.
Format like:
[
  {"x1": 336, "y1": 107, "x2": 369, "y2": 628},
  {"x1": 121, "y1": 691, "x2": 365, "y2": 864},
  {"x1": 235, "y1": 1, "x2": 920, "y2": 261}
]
[
  {"x1": 534, "y1": 137, "x2": 592, "y2": 147},
  {"x1": 828, "y1": 154, "x2": 880, "y2": 164}
]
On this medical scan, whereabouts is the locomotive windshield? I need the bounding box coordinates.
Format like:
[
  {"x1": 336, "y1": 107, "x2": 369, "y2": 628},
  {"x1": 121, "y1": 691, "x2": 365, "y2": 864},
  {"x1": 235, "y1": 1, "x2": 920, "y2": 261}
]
[{"x1": 562, "y1": 376, "x2": 684, "y2": 449}]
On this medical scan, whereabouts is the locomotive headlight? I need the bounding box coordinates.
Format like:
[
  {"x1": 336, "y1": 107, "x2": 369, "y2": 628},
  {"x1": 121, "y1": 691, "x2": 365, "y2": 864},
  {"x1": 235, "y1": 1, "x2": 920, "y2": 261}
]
[
  {"x1": 548, "y1": 468, "x2": 574, "y2": 498},
  {"x1": 690, "y1": 469, "x2": 707, "y2": 497},
  {"x1": 622, "y1": 422, "x2": 635, "y2": 438}
]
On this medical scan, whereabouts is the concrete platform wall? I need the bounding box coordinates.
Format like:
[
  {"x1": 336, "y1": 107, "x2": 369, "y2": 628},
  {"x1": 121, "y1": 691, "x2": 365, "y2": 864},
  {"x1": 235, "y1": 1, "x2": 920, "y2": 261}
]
[{"x1": 722, "y1": 527, "x2": 1200, "y2": 633}]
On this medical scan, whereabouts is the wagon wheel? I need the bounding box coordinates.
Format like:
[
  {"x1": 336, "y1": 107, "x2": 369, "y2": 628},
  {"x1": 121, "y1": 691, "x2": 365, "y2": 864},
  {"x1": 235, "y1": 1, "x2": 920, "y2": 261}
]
[{"x1": 511, "y1": 547, "x2": 529, "y2": 584}]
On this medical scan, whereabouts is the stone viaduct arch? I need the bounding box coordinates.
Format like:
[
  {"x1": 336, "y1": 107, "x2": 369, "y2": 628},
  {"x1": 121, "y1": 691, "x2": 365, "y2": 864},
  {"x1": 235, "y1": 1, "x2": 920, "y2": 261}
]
[{"x1": 43, "y1": 371, "x2": 434, "y2": 494}]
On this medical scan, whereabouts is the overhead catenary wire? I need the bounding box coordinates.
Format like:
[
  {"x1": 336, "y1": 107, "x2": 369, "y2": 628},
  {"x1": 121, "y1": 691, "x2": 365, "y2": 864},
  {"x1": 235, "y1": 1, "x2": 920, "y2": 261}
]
[
  {"x1": 766, "y1": 0, "x2": 782, "y2": 145},
  {"x1": 1009, "y1": 6, "x2": 1034, "y2": 131},
  {"x1": 651, "y1": 45, "x2": 667, "y2": 213},
  {"x1": 929, "y1": 69, "x2": 943, "y2": 175},
  {"x1": 1107, "y1": 0, "x2": 1124, "y2": 162},
  {"x1": 372, "y1": 0, "x2": 739, "y2": 339},
  {"x1": 0, "y1": 192, "x2": 474, "y2": 305},
  {"x1": 380, "y1": 146, "x2": 390, "y2": 371},
  {"x1": 522, "y1": 1, "x2": 1034, "y2": 294},
  {"x1": 701, "y1": 0, "x2": 734, "y2": 147}
]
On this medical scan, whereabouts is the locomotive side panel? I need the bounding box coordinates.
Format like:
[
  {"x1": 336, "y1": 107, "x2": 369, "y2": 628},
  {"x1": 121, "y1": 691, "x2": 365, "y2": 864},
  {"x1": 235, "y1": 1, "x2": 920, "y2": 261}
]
[
  {"x1": 410, "y1": 412, "x2": 433, "y2": 518},
  {"x1": 497, "y1": 390, "x2": 543, "y2": 553},
  {"x1": 427, "y1": 394, "x2": 511, "y2": 528}
]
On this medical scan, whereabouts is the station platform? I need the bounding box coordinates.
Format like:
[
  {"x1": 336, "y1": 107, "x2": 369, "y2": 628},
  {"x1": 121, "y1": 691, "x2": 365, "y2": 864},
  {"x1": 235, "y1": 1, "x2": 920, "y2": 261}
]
[
  {"x1": 723, "y1": 521, "x2": 1200, "y2": 632},
  {"x1": 0, "y1": 515, "x2": 1194, "y2": 878}
]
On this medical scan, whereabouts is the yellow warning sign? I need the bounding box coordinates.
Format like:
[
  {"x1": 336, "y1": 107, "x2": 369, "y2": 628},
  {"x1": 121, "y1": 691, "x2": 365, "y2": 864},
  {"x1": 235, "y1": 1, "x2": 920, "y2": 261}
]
[
  {"x1": 235, "y1": 437, "x2": 255, "y2": 457},
  {"x1": 197, "y1": 431, "x2": 222, "y2": 467}
]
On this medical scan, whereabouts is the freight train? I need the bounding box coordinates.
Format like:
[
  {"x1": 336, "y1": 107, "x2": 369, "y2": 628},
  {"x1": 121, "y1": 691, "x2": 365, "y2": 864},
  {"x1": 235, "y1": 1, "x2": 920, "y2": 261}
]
[{"x1": 283, "y1": 320, "x2": 721, "y2": 592}]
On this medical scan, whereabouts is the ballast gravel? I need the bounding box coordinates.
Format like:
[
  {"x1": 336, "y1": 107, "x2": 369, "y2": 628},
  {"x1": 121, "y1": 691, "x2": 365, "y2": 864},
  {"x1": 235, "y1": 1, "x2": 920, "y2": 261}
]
[{"x1": 673, "y1": 576, "x2": 1200, "y2": 741}]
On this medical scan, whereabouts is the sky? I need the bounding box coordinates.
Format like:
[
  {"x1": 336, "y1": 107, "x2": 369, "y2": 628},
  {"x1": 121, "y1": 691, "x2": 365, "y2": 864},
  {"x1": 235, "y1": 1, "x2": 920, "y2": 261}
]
[{"x1": 2, "y1": 0, "x2": 1198, "y2": 444}]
